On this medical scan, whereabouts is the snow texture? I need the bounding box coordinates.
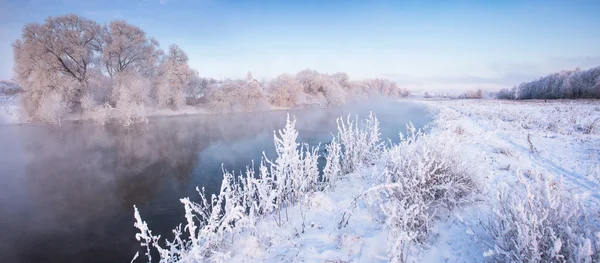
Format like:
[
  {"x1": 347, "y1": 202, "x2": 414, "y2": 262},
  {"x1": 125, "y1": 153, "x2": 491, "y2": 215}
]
[{"x1": 132, "y1": 99, "x2": 600, "y2": 263}]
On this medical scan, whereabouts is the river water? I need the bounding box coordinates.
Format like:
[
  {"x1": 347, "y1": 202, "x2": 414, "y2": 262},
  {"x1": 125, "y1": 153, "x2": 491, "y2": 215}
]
[{"x1": 0, "y1": 100, "x2": 432, "y2": 262}]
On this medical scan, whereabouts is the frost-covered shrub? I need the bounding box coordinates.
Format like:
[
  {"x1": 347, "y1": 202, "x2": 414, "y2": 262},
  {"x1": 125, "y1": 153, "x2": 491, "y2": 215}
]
[
  {"x1": 111, "y1": 73, "x2": 149, "y2": 125},
  {"x1": 133, "y1": 114, "x2": 324, "y2": 262},
  {"x1": 336, "y1": 112, "x2": 385, "y2": 174},
  {"x1": 81, "y1": 93, "x2": 113, "y2": 125},
  {"x1": 377, "y1": 126, "x2": 475, "y2": 261},
  {"x1": 36, "y1": 90, "x2": 69, "y2": 124},
  {"x1": 204, "y1": 80, "x2": 270, "y2": 113},
  {"x1": 459, "y1": 89, "x2": 484, "y2": 99},
  {"x1": 335, "y1": 125, "x2": 475, "y2": 262},
  {"x1": 481, "y1": 171, "x2": 599, "y2": 263},
  {"x1": 268, "y1": 74, "x2": 305, "y2": 107},
  {"x1": 322, "y1": 137, "x2": 342, "y2": 189},
  {"x1": 386, "y1": 124, "x2": 476, "y2": 211}
]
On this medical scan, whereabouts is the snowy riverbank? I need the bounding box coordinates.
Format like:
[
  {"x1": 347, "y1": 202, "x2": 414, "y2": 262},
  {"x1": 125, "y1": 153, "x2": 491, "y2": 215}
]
[
  {"x1": 132, "y1": 99, "x2": 600, "y2": 262},
  {"x1": 0, "y1": 96, "x2": 19, "y2": 125}
]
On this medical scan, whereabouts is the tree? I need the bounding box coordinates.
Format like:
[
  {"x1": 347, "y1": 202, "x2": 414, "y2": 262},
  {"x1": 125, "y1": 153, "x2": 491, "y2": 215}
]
[
  {"x1": 246, "y1": 71, "x2": 253, "y2": 82},
  {"x1": 268, "y1": 74, "x2": 304, "y2": 107},
  {"x1": 155, "y1": 44, "x2": 194, "y2": 110},
  {"x1": 99, "y1": 20, "x2": 162, "y2": 80},
  {"x1": 502, "y1": 66, "x2": 600, "y2": 100},
  {"x1": 13, "y1": 14, "x2": 102, "y2": 121}
]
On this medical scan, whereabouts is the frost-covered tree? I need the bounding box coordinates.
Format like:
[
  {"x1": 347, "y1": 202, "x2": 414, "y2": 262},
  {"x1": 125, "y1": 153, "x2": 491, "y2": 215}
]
[
  {"x1": 98, "y1": 20, "x2": 162, "y2": 80},
  {"x1": 204, "y1": 78, "x2": 269, "y2": 113},
  {"x1": 155, "y1": 44, "x2": 195, "y2": 110},
  {"x1": 268, "y1": 73, "x2": 305, "y2": 107},
  {"x1": 496, "y1": 88, "x2": 516, "y2": 99},
  {"x1": 460, "y1": 89, "x2": 483, "y2": 99},
  {"x1": 498, "y1": 66, "x2": 600, "y2": 100},
  {"x1": 13, "y1": 14, "x2": 102, "y2": 121}
]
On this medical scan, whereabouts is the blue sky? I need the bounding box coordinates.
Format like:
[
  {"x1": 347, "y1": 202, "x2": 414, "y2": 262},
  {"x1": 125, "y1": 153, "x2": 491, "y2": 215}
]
[{"x1": 1, "y1": 0, "x2": 599, "y2": 91}]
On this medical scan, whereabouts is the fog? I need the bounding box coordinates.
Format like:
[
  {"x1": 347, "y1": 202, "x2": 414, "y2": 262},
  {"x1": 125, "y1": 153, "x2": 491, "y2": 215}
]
[{"x1": 0, "y1": 99, "x2": 432, "y2": 262}]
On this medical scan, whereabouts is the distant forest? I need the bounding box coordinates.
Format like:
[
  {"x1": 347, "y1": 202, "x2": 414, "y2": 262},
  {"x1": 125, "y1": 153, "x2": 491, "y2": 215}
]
[{"x1": 496, "y1": 66, "x2": 600, "y2": 100}]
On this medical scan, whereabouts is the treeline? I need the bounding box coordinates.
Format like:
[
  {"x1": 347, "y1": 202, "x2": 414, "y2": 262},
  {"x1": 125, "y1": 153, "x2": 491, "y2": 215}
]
[
  {"x1": 496, "y1": 66, "x2": 600, "y2": 100},
  {"x1": 202, "y1": 70, "x2": 410, "y2": 113},
  {"x1": 424, "y1": 89, "x2": 483, "y2": 99},
  {"x1": 12, "y1": 14, "x2": 409, "y2": 125}
]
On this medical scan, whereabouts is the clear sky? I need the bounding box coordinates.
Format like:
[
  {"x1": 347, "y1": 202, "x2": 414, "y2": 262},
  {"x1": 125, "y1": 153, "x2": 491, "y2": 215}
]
[{"x1": 1, "y1": 0, "x2": 599, "y2": 91}]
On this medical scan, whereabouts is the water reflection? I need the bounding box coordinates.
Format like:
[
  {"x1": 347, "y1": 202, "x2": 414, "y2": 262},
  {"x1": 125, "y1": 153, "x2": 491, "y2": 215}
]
[{"x1": 0, "y1": 100, "x2": 432, "y2": 263}]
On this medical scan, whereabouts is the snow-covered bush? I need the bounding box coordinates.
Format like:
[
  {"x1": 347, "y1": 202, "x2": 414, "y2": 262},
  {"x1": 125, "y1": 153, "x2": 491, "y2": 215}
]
[
  {"x1": 267, "y1": 74, "x2": 305, "y2": 107},
  {"x1": 379, "y1": 126, "x2": 476, "y2": 261},
  {"x1": 111, "y1": 73, "x2": 149, "y2": 125},
  {"x1": 336, "y1": 124, "x2": 476, "y2": 262},
  {"x1": 322, "y1": 137, "x2": 342, "y2": 189},
  {"x1": 130, "y1": 113, "x2": 483, "y2": 262},
  {"x1": 133, "y1": 114, "x2": 326, "y2": 262},
  {"x1": 459, "y1": 89, "x2": 484, "y2": 99},
  {"x1": 36, "y1": 90, "x2": 69, "y2": 124},
  {"x1": 480, "y1": 170, "x2": 599, "y2": 262},
  {"x1": 336, "y1": 112, "x2": 385, "y2": 174},
  {"x1": 204, "y1": 80, "x2": 270, "y2": 113},
  {"x1": 386, "y1": 124, "x2": 476, "y2": 211}
]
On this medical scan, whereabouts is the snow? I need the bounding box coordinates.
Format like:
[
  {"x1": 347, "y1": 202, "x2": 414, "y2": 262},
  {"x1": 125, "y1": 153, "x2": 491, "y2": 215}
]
[
  {"x1": 0, "y1": 96, "x2": 19, "y2": 125},
  {"x1": 131, "y1": 98, "x2": 600, "y2": 262},
  {"x1": 418, "y1": 99, "x2": 600, "y2": 261},
  {"x1": 424, "y1": 99, "x2": 600, "y2": 199}
]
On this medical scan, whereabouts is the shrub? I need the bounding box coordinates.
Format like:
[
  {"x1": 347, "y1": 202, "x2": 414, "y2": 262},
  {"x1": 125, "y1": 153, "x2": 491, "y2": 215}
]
[
  {"x1": 480, "y1": 171, "x2": 599, "y2": 262},
  {"x1": 204, "y1": 80, "x2": 270, "y2": 113},
  {"x1": 268, "y1": 74, "x2": 304, "y2": 107},
  {"x1": 338, "y1": 125, "x2": 476, "y2": 262},
  {"x1": 133, "y1": 114, "x2": 324, "y2": 262},
  {"x1": 336, "y1": 112, "x2": 385, "y2": 174},
  {"x1": 36, "y1": 90, "x2": 69, "y2": 124}
]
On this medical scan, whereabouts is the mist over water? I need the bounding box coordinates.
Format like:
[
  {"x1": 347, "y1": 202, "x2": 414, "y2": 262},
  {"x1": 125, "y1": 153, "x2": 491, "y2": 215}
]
[{"x1": 0, "y1": 99, "x2": 432, "y2": 262}]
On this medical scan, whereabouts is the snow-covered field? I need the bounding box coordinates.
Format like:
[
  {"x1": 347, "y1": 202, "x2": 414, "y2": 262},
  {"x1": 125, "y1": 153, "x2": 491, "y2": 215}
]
[
  {"x1": 419, "y1": 99, "x2": 600, "y2": 262},
  {"x1": 426, "y1": 99, "x2": 600, "y2": 197},
  {"x1": 132, "y1": 99, "x2": 600, "y2": 262}
]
